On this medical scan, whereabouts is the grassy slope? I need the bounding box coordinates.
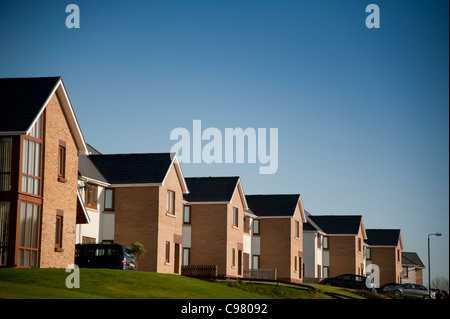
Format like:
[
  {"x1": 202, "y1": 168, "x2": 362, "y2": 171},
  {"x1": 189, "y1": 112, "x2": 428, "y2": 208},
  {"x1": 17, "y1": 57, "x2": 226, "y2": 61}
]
[{"x1": 0, "y1": 268, "x2": 375, "y2": 299}]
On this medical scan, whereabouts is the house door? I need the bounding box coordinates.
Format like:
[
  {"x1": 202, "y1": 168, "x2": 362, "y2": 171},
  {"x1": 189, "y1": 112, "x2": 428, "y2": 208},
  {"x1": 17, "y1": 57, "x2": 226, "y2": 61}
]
[
  {"x1": 174, "y1": 244, "x2": 180, "y2": 274},
  {"x1": 238, "y1": 250, "x2": 242, "y2": 276}
]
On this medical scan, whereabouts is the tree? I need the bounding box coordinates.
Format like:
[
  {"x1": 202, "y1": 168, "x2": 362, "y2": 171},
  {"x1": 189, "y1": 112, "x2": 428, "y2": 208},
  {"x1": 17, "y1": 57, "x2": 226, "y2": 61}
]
[
  {"x1": 126, "y1": 241, "x2": 146, "y2": 270},
  {"x1": 432, "y1": 276, "x2": 449, "y2": 291}
]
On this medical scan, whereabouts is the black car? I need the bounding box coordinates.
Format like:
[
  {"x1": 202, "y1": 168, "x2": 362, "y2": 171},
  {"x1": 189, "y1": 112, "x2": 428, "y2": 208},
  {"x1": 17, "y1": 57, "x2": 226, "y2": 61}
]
[
  {"x1": 319, "y1": 274, "x2": 374, "y2": 291},
  {"x1": 75, "y1": 243, "x2": 136, "y2": 270}
]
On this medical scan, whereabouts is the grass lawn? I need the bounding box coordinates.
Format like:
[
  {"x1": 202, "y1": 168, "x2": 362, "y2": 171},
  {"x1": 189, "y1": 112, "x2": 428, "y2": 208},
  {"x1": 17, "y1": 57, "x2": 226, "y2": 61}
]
[{"x1": 0, "y1": 268, "x2": 386, "y2": 299}]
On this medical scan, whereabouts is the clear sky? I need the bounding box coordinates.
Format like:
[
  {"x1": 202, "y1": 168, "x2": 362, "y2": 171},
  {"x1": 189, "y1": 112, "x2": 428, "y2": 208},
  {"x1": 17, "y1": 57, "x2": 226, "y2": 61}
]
[{"x1": 1, "y1": 0, "x2": 448, "y2": 281}]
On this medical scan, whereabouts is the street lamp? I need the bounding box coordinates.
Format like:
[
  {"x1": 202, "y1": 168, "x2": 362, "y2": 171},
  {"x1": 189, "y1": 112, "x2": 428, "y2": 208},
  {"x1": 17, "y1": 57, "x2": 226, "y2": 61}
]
[{"x1": 428, "y1": 232, "x2": 442, "y2": 298}]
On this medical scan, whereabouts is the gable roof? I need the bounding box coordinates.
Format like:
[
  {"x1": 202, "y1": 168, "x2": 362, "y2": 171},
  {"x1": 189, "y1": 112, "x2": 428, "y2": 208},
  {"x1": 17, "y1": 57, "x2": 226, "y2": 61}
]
[
  {"x1": 365, "y1": 229, "x2": 403, "y2": 248},
  {"x1": 246, "y1": 194, "x2": 306, "y2": 222},
  {"x1": 307, "y1": 215, "x2": 366, "y2": 238},
  {"x1": 183, "y1": 176, "x2": 242, "y2": 202},
  {"x1": 402, "y1": 252, "x2": 425, "y2": 269},
  {"x1": 0, "y1": 76, "x2": 88, "y2": 155},
  {"x1": 85, "y1": 153, "x2": 188, "y2": 193},
  {"x1": 303, "y1": 210, "x2": 326, "y2": 233}
]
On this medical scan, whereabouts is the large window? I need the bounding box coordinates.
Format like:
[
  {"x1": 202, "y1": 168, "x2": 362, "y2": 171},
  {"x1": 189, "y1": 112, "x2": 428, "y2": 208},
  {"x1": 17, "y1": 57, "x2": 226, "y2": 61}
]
[
  {"x1": 21, "y1": 138, "x2": 42, "y2": 196},
  {"x1": 0, "y1": 137, "x2": 13, "y2": 192},
  {"x1": 18, "y1": 202, "x2": 40, "y2": 267},
  {"x1": 21, "y1": 115, "x2": 42, "y2": 196},
  {"x1": 0, "y1": 201, "x2": 10, "y2": 266}
]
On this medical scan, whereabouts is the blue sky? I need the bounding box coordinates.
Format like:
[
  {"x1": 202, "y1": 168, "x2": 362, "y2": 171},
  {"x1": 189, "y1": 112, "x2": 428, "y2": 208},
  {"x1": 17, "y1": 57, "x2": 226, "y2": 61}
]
[{"x1": 1, "y1": 0, "x2": 448, "y2": 280}]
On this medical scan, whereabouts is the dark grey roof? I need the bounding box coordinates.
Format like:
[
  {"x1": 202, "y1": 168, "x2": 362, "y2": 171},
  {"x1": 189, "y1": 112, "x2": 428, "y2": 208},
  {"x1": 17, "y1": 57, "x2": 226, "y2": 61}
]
[
  {"x1": 307, "y1": 215, "x2": 363, "y2": 235},
  {"x1": 246, "y1": 194, "x2": 300, "y2": 217},
  {"x1": 365, "y1": 229, "x2": 401, "y2": 246},
  {"x1": 402, "y1": 252, "x2": 425, "y2": 268},
  {"x1": 87, "y1": 153, "x2": 174, "y2": 184},
  {"x1": 78, "y1": 156, "x2": 108, "y2": 184},
  {"x1": 304, "y1": 211, "x2": 325, "y2": 232},
  {"x1": 183, "y1": 177, "x2": 239, "y2": 202},
  {"x1": 0, "y1": 77, "x2": 61, "y2": 132}
]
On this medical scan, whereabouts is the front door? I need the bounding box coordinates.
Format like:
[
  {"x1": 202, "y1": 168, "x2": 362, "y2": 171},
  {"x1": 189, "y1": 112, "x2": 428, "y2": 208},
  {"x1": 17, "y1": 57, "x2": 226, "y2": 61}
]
[{"x1": 174, "y1": 243, "x2": 180, "y2": 274}]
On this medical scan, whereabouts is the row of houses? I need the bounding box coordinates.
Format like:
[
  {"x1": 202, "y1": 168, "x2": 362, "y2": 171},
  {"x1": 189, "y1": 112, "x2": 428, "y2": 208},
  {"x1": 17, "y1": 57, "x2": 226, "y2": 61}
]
[{"x1": 0, "y1": 77, "x2": 425, "y2": 286}]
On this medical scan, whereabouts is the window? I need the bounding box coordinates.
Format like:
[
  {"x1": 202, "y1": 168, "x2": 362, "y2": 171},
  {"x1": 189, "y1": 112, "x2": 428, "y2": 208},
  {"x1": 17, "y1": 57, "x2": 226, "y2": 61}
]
[
  {"x1": 252, "y1": 255, "x2": 260, "y2": 270},
  {"x1": 18, "y1": 202, "x2": 40, "y2": 267},
  {"x1": 253, "y1": 219, "x2": 260, "y2": 235},
  {"x1": 0, "y1": 137, "x2": 13, "y2": 192},
  {"x1": 232, "y1": 207, "x2": 238, "y2": 227},
  {"x1": 58, "y1": 144, "x2": 66, "y2": 180},
  {"x1": 366, "y1": 247, "x2": 371, "y2": 260},
  {"x1": 85, "y1": 184, "x2": 98, "y2": 209},
  {"x1": 317, "y1": 234, "x2": 322, "y2": 249},
  {"x1": 323, "y1": 236, "x2": 329, "y2": 249},
  {"x1": 166, "y1": 190, "x2": 175, "y2": 215},
  {"x1": 323, "y1": 266, "x2": 329, "y2": 278},
  {"x1": 0, "y1": 201, "x2": 10, "y2": 266},
  {"x1": 317, "y1": 265, "x2": 322, "y2": 278},
  {"x1": 182, "y1": 248, "x2": 190, "y2": 266},
  {"x1": 82, "y1": 236, "x2": 96, "y2": 244},
  {"x1": 402, "y1": 266, "x2": 408, "y2": 278},
  {"x1": 294, "y1": 220, "x2": 300, "y2": 238},
  {"x1": 55, "y1": 216, "x2": 63, "y2": 249},
  {"x1": 358, "y1": 238, "x2": 362, "y2": 252},
  {"x1": 294, "y1": 256, "x2": 298, "y2": 272},
  {"x1": 231, "y1": 248, "x2": 236, "y2": 267},
  {"x1": 21, "y1": 138, "x2": 42, "y2": 196},
  {"x1": 165, "y1": 241, "x2": 170, "y2": 263},
  {"x1": 104, "y1": 188, "x2": 114, "y2": 210},
  {"x1": 243, "y1": 216, "x2": 250, "y2": 234},
  {"x1": 183, "y1": 206, "x2": 191, "y2": 224}
]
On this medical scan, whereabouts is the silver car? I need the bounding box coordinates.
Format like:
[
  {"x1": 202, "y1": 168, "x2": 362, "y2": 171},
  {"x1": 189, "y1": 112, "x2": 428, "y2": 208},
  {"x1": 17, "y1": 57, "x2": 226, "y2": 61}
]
[{"x1": 392, "y1": 284, "x2": 436, "y2": 299}]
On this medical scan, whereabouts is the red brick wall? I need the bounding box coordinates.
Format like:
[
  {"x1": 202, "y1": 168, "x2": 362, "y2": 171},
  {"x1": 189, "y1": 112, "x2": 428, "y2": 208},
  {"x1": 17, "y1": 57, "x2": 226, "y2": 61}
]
[{"x1": 39, "y1": 93, "x2": 79, "y2": 268}]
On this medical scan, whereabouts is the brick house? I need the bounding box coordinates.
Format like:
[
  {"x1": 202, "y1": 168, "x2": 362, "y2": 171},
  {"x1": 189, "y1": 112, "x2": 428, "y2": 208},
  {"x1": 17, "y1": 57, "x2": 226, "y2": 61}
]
[
  {"x1": 401, "y1": 251, "x2": 425, "y2": 285},
  {"x1": 82, "y1": 152, "x2": 188, "y2": 274},
  {"x1": 246, "y1": 194, "x2": 306, "y2": 283},
  {"x1": 182, "y1": 176, "x2": 251, "y2": 278},
  {"x1": 0, "y1": 77, "x2": 89, "y2": 268},
  {"x1": 305, "y1": 214, "x2": 367, "y2": 278},
  {"x1": 365, "y1": 229, "x2": 403, "y2": 285}
]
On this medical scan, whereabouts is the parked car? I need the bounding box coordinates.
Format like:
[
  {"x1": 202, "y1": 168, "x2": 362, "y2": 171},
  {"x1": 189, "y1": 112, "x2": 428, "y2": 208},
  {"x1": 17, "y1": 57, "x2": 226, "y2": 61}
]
[
  {"x1": 431, "y1": 289, "x2": 449, "y2": 299},
  {"x1": 378, "y1": 282, "x2": 401, "y2": 294},
  {"x1": 319, "y1": 274, "x2": 374, "y2": 291},
  {"x1": 75, "y1": 243, "x2": 136, "y2": 270},
  {"x1": 391, "y1": 284, "x2": 435, "y2": 299}
]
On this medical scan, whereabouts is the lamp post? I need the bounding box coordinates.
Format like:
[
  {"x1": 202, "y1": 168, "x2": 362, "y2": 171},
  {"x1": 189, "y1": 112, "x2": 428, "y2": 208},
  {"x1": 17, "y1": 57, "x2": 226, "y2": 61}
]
[{"x1": 427, "y1": 232, "x2": 442, "y2": 298}]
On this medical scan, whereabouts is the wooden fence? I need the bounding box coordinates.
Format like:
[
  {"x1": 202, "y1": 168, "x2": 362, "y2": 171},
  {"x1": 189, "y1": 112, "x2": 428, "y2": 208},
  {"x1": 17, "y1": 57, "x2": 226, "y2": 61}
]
[
  {"x1": 181, "y1": 265, "x2": 218, "y2": 278},
  {"x1": 243, "y1": 269, "x2": 277, "y2": 281}
]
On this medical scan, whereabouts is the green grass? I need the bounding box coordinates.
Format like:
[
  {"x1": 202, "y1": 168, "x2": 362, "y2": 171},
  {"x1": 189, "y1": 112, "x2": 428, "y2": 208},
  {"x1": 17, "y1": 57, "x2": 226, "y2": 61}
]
[
  {"x1": 0, "y1": 268, "x2": 387, "y2": 299},
  {"x1": 0, "y1": 268, "x2": 264, "y2": 299}
]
